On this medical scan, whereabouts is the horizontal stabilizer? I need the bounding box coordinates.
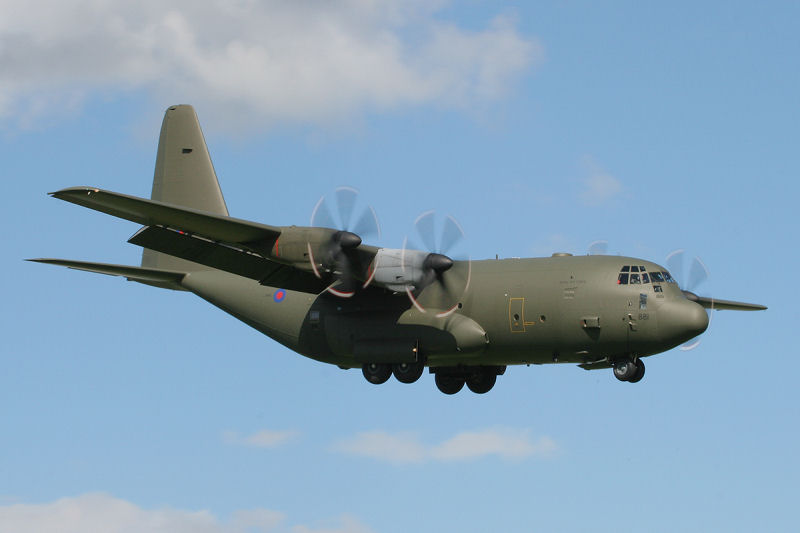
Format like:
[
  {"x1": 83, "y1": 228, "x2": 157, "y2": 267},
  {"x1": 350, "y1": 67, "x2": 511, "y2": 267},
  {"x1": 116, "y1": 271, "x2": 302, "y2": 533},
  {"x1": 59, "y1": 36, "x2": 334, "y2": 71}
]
[
  {"x1": 28, "y1": 258, "x2": 187, "y2": 291},
  {"x1": 683, "y1": 291, "x2": 767, "y2": 311},
  {"x1": 50, "y1": 187, "x2": 281, "y2": 247}
]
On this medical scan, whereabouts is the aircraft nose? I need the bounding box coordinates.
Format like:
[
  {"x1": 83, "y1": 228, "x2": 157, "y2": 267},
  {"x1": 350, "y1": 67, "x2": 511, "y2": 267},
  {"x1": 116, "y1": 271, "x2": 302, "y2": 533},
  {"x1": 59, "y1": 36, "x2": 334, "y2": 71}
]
[
  {"x1": 684, "y1": 301, "x2": 709, "y2": 336},
  {"x1": 660, "y1": 300, "x2": 709, "y2": 346}
]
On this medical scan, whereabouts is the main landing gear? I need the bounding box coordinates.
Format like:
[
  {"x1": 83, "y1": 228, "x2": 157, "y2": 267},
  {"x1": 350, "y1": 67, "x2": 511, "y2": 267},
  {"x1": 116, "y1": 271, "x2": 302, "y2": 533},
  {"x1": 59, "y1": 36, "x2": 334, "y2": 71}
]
[
  {"x1": 361, "y1": 361, "x2": 425, "y2": 385},
  {"x1": 361, "y1": 363, "x2": 505, "y2": 394},
  {"x1": 613, "y1": 359, "x2": 645, "y2": 383},
  {"x1": 433, "y1": 366, "x2": 505, "y2": 395}
]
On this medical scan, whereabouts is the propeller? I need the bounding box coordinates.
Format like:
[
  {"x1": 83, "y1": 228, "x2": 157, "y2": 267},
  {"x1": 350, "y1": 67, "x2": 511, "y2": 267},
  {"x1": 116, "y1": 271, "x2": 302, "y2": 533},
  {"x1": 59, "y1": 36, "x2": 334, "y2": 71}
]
[
  {"x1": 309, "y1": 187, "x2": 381, "y2": 297},
  {"x1": 665, "y1": 249, "x2": 714, "y2": 351},
  {"x1": 587, "y1": 240, "x2": 609, "y2": 256},
  {"x1": 402, "y1": 210, "x2": 471, "y2": 317}
]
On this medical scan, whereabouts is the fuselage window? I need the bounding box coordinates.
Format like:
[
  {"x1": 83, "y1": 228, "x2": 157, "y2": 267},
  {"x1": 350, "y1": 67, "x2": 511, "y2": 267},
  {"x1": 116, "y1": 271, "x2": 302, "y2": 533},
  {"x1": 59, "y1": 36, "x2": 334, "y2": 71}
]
[
  {"x1": 630, "y1": 273, "x2": 641, "y2": 284},
  {"x1": 618, "y1": 273, "x2": 629, "y2": 284}
]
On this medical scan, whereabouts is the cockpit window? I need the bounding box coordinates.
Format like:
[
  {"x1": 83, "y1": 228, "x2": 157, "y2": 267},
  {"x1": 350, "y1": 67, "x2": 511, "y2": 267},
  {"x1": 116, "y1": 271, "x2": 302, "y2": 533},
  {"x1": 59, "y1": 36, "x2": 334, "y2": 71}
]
[{"x1": 618, "y1": 266, "x2": 673, "y2": 286}]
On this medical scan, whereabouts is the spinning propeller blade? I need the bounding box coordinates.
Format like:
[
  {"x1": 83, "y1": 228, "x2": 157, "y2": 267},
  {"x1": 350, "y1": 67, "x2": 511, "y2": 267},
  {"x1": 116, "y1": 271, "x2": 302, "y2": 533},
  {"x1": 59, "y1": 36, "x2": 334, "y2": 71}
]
[
  {"x1": 310, "y1": 187, "x2": 380, "y2": 297},
  {"x1": 666, "y1": 249, "x2": 713, "y2": 351},
  {"x1": 403, "y1": 211, "x2": 471, "y2": 317}
]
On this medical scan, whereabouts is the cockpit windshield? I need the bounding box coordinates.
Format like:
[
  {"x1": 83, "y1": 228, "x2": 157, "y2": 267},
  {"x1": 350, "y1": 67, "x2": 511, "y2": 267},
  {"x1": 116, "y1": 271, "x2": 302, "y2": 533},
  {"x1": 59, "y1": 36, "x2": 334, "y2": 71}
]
[{"x1": 617, "y1": 266, "x2": 677, "y2": 286}]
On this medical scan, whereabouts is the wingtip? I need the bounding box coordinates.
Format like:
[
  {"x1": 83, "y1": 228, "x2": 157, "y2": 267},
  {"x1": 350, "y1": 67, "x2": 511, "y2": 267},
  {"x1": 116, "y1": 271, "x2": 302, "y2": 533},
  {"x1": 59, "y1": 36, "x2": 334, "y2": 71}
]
[{"x1": 49, "y1": 186, "x2": 102, "y2": 197}]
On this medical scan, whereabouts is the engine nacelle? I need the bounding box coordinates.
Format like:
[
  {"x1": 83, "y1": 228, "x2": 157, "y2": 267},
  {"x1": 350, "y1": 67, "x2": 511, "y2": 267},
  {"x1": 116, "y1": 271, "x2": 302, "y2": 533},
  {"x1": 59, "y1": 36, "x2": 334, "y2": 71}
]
[{"x1": 369, "y1": 248, "x2": 428, "y2": 291}]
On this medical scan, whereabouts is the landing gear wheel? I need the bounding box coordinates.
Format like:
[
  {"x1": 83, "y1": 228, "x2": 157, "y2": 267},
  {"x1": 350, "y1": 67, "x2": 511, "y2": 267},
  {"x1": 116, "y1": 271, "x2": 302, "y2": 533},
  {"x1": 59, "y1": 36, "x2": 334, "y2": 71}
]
[
  {"x1": 435, "y1": 373, "x2": 465, "y2": 395},
  {"x1": 362, "y1": 363, "x2": 392, "y2": 385},
  {"x1": 466, "y1": 369, "x2": 496, "y2": 394},
  {"x1": 393, "y1": 361, "x2": 424, "y2": 384},
  {"x1": 613, "y1": 360, "x2": 638, "y2": 382},
  {"x1": 628, "y1": 360, "x2": 646, "y2": 383}
]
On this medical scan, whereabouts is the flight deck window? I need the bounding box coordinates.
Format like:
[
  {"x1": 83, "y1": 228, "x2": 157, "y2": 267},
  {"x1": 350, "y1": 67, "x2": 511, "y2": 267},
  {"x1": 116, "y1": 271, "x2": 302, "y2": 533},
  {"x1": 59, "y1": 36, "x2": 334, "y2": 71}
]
[
  {"x1": 618, "y1": 273, "x2": 629, "y2": 284},
  {"x1": 650, "y1": 272, "x2": 665, "y2": 283},
  {"x1": 642, "y1": 273, "x2": 650, "y2": 284},
  {"x1": 631, "y1": 266, "x2": 640, "y2": 272},
  {"x1": 653, "y1": 285, "x2": 663, "y2": 293},
  {"x1": 621, "y1": 266, "x2": 630, "y2": 272},
  {"x1": 639, "y1": 266, "x2": 647, "y2": 271},
  {"x1": 662, "y1": 271, "x2": 677, "y2": 284},
  {"x1": 630, "y1": 273, "x2": 641, "y2": 284}
]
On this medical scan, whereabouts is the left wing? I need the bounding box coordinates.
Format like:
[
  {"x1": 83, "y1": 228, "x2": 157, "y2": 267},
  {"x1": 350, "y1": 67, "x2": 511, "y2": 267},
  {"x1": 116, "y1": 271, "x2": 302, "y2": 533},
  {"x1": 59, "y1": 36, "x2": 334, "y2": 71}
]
[
  {"x1": 48, "y1": 187, "x2": 376, "y2": 294},
  {"x1": 50, "y1": 187, "x2": 281, "y2": 248}
]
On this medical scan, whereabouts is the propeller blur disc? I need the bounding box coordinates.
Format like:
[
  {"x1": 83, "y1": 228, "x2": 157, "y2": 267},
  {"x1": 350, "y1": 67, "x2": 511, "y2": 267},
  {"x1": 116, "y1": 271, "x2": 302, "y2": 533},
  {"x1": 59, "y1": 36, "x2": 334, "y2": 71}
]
[
  {"x1": 402, "y1": 211, "x2": 471, "y2": 317},
  {"x1": 666, "y1": 249, "x2": 714, "y2": 351}
]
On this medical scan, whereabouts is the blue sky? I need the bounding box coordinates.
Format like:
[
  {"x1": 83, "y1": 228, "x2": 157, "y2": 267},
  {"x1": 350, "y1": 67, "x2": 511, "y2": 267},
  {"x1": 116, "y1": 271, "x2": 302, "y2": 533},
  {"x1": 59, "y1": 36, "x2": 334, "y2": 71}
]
[{"x1": 1, "y1": 2, "x2": 796, "y2": 532}]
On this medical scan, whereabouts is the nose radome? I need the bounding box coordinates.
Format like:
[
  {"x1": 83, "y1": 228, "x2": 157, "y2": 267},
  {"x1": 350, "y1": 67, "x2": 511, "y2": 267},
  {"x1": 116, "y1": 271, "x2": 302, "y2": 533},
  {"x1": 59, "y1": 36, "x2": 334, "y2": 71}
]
[
  {"x1": 660, "y1": 300, "x2": 709, "y2": 346},
  {"x1": 685, "y1": 301, "x2": 709, "y2": 337}
]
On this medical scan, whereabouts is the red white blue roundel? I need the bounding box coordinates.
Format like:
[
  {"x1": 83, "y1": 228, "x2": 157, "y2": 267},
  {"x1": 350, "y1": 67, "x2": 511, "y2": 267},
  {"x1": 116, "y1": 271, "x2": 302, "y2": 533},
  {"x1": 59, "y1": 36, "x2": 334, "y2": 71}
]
[{"x1": 273, "y1": 289, "x2": 286, "y2": 302}]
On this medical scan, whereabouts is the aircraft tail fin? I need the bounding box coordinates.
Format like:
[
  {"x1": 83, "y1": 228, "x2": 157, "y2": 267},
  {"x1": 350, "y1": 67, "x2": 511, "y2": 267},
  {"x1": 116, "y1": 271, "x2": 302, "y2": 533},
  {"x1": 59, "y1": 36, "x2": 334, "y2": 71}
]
[{"x1": 142, "y1": 105, "x2": 228, "y2": 271}]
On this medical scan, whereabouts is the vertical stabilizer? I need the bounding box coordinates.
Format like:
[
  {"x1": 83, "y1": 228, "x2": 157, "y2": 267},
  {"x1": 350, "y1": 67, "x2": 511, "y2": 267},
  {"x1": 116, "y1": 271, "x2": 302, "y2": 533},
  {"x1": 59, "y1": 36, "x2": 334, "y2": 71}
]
[{"x1": 142, "y1": 105, "x2": 228, "y2": 270}]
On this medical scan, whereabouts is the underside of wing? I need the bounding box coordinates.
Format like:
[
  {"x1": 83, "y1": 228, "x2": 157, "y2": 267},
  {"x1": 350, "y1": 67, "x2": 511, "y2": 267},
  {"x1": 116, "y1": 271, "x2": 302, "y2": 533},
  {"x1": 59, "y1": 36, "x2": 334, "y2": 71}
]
[
  {"x1": 128, "y1": 225, "x2": 327, "y2": 293},
  {"x1": 50, "y1": 187, "x2": 281, "y2": 248},
  {"x1": 48, "y1": 187, "x2": 383, "y2": 295}
]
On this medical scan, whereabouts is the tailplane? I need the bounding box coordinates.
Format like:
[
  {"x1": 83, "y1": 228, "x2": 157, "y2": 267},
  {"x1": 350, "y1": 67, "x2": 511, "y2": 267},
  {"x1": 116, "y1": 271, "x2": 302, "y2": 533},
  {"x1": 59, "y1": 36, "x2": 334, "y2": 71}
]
[{"x1": 142, "y1": 105, "x2": 228, "y2": 271}]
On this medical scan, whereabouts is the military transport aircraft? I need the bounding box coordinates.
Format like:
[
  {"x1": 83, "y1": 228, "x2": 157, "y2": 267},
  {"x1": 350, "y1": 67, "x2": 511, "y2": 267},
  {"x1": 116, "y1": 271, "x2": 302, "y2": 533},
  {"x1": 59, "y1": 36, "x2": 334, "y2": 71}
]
[{"x1": 31, "y1": 105, "x2": 767, "y2": 394}]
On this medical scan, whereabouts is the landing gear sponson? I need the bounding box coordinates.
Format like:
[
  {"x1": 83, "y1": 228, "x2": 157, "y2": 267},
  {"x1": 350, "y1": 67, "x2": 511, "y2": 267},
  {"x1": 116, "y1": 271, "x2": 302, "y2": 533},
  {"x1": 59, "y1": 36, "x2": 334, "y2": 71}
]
[{"x1": 362, "y1": 363, "x2": 506, "y2": 395}]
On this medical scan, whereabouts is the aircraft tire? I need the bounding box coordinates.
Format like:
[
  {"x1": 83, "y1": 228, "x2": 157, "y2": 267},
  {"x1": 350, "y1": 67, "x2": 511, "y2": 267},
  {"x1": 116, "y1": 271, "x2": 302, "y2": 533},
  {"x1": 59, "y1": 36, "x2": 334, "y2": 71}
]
[
  {"x1": 628, "y1": 360, "x2": 646, "y2": 383},
  {"x1": 393, "y1": 362, "x2": 424, "y2": 384},
  {"x1": 613, "y1": 360, "x2": 638, "y2": 382},
  {"x1": 466, "y1": 369, "x2": 496, "y2": 394},
  {"x1": 435, "y1": 373, "x2": 465, "y2": 395},
  {"x1": 362, "y1": 363, "x2": 392, "y2": 385}
]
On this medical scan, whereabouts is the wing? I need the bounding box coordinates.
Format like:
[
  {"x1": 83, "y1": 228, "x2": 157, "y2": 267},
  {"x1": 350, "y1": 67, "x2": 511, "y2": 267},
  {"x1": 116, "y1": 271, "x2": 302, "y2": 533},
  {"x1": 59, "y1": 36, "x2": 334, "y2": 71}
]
[
  {"x1": 50, "y1": 187, "x2": 281, "y2": 245},
  {"x1": 47, "y1": 186, "x2": 368, "y2": 293},
  {"x1": 682, "y1": 291, "x2": 767, "y2": 311}
]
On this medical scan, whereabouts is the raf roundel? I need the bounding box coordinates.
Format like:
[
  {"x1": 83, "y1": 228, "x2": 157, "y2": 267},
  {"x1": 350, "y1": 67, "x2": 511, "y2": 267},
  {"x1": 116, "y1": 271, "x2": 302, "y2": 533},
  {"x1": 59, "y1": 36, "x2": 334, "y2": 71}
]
[{"x1": 273, "y1": 289, "x2": 286, "y2": 303}]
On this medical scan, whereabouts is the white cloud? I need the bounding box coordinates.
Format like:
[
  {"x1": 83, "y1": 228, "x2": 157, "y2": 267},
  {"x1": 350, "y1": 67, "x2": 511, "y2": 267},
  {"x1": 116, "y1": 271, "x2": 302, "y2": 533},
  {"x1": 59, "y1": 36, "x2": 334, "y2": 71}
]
[
  {"x1": 332, "y1": 431, "x2": 427, "y2": 464},
  {"x1": 0, "y1": 1, "x2": 541, "y2": 130},
  {"x1": 580, "y1": 157, "x2": 623, "y2": 206},
  {"x1": 223, "y1": 429, "x2": 298, "y2": 448},
  {"x1": 0, "y1": 494, "x2": 372, "y2": 533},
  {"x1": 332, "y1": 428, "x2": 557, "y2": 464},
  {"x1": 431, "y1": 428, "x2": 557, "y2": 461}
]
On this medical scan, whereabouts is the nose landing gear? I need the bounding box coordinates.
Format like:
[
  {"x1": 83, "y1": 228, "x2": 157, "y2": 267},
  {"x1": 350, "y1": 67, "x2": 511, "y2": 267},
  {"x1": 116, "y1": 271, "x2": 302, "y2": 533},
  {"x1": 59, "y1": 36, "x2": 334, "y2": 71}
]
[{"x1": 613, "y1": 359, "x2": 645, "y2": 383}]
